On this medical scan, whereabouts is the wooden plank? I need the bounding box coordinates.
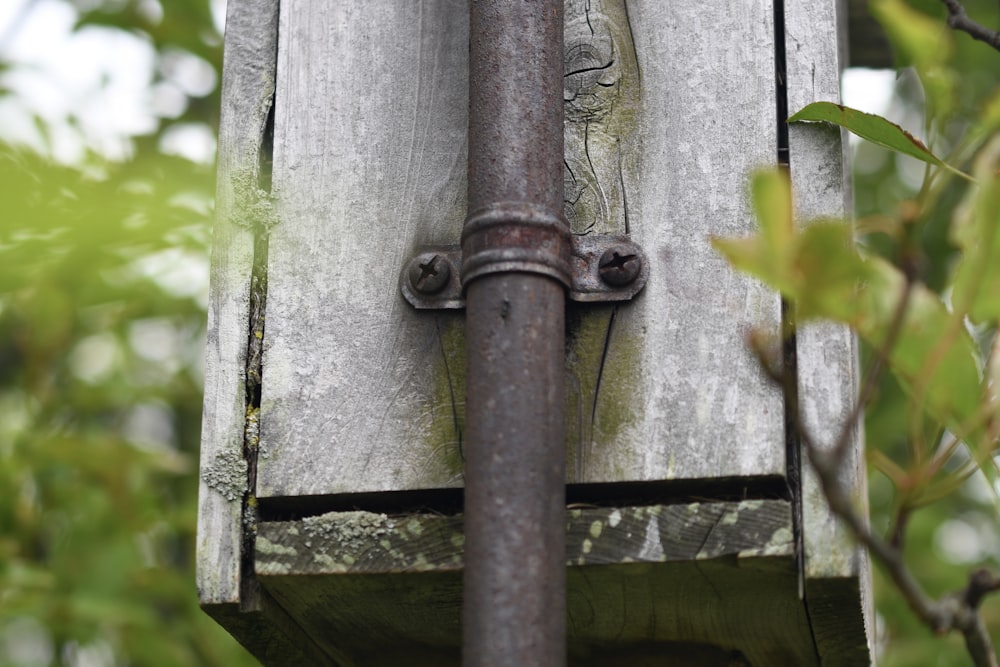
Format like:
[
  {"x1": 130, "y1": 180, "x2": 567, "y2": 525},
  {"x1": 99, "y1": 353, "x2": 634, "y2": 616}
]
[
  {"x1": 256, "y1": 500, "x2": 795, "y2": 575},
  {"x1": 256, "y1": 501, "x2": 819, "y2": 665},
  {"x1": 580, "y1": 0, "x2": 784, "y2": 483},
  {"x1": 260, "y1": 0, "x2": 470, "y2": 497},
  {"x1": 783, "y1": 0, "x2": 873, "y2": 663},
  {"x1": 196, "y1": 0, "x2": 277, "y2": 607},
  {"x1": 804, "y1": 577, "x2": 873, "y2": 667},
  {"x1": 259, "y1": 0, "x2": 786, "y2": 499},
  {"x1": 203, "y1": 592, "x2": 337, "y2": 667},
  {"x1": 563, "y1": 0, "x2": 638, "y2": 481}
]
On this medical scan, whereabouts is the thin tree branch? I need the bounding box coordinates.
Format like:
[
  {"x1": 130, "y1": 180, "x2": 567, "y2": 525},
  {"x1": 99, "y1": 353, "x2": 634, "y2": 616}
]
[
  {"x1": 800, "y1": 400, "x2": 1000, "y2": 667},
  {"x1": 965, "y1": 569, "x2": 1000, "y2": 609},
  {"x1": 759, "y1": 278, "x2": 1000, "y2": 665},
  {"x1": 830, "y1": 277, "x2": 914, "y2": 464},
  {"x1": 956, "y1": 570, "x2": 1000, "y2": 667},
  {"x1": 941, "y1": 0, "x2": 1000, "y2": 52}
]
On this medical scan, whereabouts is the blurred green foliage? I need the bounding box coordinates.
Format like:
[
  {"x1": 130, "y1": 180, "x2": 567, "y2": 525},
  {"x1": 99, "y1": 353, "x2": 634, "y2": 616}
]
[
  {"x1": 719, "y1": 0, "x2": 1000, "y2": 664},
  {"x1": 859, "y1": 2, "x2": 1000, "y2": 665},
  {"x1": 0, "y1": 1, "x2": 256, "y2": 665}
]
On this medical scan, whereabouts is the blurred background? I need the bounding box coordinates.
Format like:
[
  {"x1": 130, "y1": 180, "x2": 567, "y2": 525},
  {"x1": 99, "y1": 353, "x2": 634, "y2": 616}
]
[
  {"x1": 0, "y1": 0, "x2": 257, "y2": 664},
  {"x1": 0, "y1": 0, "x2": 996, "y2": 665}
]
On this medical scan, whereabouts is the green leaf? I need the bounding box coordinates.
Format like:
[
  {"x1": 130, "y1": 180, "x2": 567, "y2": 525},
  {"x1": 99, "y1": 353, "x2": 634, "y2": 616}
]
[
  {"x1": 789, "y1": 102, "x2": 973, "y2": 182},
  {"x1": 714, "y1": 169, "x2": 984, "y2": 451},
  {"x1": 861, "y1": 261, "x2": 983, "y2": 442},
  {"x1": 949, "y1": 137, "x2": 1000, "y2": 323},
  {"x1": 712, "y1": 170, "x2": 798, "y2": 295},
  {"x1": 751, "y1": 167, "x2": 793, "y2": 257},
  {"x1": 790, "y1": 102, "x2": 941, "y2": 166}
]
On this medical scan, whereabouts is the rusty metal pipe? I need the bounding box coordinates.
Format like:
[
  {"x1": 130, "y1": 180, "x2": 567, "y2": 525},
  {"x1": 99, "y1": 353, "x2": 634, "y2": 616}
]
[{"x1": 462, "y1": 1, "x2": 567, "y2": 666}]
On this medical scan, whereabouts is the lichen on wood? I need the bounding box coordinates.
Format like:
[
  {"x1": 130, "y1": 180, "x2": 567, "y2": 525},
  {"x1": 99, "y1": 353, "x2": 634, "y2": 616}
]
[
  {"x1": 254, "y1": 500, "x2": 815, "y2": 666},
  {"x1": 230, "y1": 169, "x2": 279, "y2": 232},
  {"x1": 202, "y1": 447, "x2": 249, "y2": 502},
  {"x1": 256, "y1": 499, "x2": 793, "y2": 576}
]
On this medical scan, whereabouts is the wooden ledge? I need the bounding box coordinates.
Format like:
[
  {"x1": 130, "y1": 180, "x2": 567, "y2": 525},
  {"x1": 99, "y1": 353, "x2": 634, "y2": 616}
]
[
  {"x1": 248, "y1": 500, "x2": 831, "y2": 666},
  {"x1": 256, "y1": 499, "x2": 794, "y2": 576}
]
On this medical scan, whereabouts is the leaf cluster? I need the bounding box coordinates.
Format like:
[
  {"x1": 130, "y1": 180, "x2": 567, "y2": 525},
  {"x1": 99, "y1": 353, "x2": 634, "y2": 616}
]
[
  {"x1": 0, "y1": 1, "x2": 257, "y2": 665},
  {"x1": 0, "y1": 145, "x2": 256, "y2": 666},
  {"x1": 714, "y1": 0, "x2": 1000, "y2": 662}
]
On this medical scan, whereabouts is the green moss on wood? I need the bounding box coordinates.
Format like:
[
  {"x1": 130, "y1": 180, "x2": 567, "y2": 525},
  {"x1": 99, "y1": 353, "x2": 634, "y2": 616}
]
[
  {"x1": 231, "y1": 169, "x2": 279, "y2": 231},
  {"x1": 257, "y1": 500, "x2": 794, "y2": 577},
  {"x1": 422, "y1": 315, "x2": 466, "y2": 480},
  {"x1": 566, "y1": 307, "x2": 644, "y2": 478}
]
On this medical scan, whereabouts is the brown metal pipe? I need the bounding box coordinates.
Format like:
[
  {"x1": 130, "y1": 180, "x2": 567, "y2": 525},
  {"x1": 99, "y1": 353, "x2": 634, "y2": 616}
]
[{"x1": 462, "y1": 2, "x2": 567, "y2": 666}]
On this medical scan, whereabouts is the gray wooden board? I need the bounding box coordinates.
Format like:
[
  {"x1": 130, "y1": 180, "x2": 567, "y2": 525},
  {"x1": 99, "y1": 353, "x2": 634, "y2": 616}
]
[
  {"x1": 259, "y1": 0, "x2": 785, "y2": 498},
  {"x1": 260, "y1": 0, "x2": 470, "y2": 495},
  {"x1": 256, "y1": 500, "x2": 795, "y2": 575},
  {"x1": 196, "y1": 0, "x2": 278, "y2": 606},
  {"x1": 203, "y1": 596, "x2": 336, "y2": 667},
  {"x1": 784, "y1": 0, "x2": 872, "y2": 662},
  {"x1": 255, "y1": 500, "x2": 820, "y2": 666}
]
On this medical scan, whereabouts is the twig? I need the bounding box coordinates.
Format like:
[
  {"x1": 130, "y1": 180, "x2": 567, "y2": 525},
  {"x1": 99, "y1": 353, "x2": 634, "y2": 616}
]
[
  {"x1": 829, "y1": 277, "x2": 915, "y2": 464},
  {"x1": 888, "y1": 505, "x2": 911, "y2": 549},
  {"x1": 941, "y1": 0, "x2": 1000, "y2": 52},
  {"x1": 763, "y1": 277, "x2": 1000, "y2": 665},
  {"x1": 800, "y1": 407, "x2": 1000, "y2": 666},
  {"x1": 958, "y1": 570, "x2": 1000, "y2": 665}
]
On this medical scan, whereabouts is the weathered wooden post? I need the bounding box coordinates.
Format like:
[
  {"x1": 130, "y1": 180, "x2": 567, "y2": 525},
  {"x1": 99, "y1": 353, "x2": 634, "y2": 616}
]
[{"x1": 198, "y1": 1, "x2": 873, "y2": 665}]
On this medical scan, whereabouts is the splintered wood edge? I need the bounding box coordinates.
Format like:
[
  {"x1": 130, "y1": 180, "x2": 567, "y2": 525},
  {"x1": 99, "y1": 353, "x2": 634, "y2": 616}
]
[
  {"x1": 784, "y1": 0, "x2": 873, "y2": 662},
  {"x1": 255, "y1": 500, "x2": 794, "y2": 576},
  {"x1": 196, "y1": 0, "x2": 278, "y2": 606},
  {"x1": 784, "y1": 0, "x2": 866, "y2": 582}
]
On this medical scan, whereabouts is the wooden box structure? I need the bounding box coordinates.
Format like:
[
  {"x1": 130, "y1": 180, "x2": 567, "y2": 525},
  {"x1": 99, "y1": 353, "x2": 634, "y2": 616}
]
[{"x1": 198, "y1": 1, "x2": 874, "y2": 664}]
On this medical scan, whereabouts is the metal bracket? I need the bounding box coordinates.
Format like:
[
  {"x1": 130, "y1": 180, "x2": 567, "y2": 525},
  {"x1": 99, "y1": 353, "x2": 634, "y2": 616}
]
[{"x1": 401, "y1": 235, "x2": 648, "y2": 309}]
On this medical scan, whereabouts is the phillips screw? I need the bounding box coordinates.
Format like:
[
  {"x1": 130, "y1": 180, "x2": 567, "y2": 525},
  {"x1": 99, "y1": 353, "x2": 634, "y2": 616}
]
[
  {"x1": 408, "y1": 253, "x2": 451, "y2": 294},
  {"x1": 598, "y1": 245, "x2": 640, "y2": 287}
]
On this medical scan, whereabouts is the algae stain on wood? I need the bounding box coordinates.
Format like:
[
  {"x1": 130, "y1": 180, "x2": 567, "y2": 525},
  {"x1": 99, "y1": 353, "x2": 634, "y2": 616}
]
[
  {"x1": 566, "y1": 306, "x2": 643, "y2": 482},
  {"x1": 420, "y1": 314, "x2": 466, "y2": 482},
  {"x1": 231, "y1": 169, "x2": 279, "y2": 232},
  {"x1": 563, "y1": 0, "x2": 641, "y2": 237},
  {"x1": 591, "y1": 321, "x2": 643, "y2": 467},
  {"x1": 412, "y1": 0, "x2": 644, "y2": 486},
  {"x1": 416, "y1": 306, "x2": 643, "y2": 485}
]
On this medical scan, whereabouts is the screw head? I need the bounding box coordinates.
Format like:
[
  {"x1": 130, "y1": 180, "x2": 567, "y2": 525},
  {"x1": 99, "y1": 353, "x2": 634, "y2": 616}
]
[
  {"x1": 598, "y1": 245, "x2": 640, "y2": 287},
  {"x1": 408, "y1": 254, "x2": 451, "y2": 294}
]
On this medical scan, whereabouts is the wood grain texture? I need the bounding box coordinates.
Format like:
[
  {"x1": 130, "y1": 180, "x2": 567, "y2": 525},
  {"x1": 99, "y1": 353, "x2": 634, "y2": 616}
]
[
  {"x1": 784, "y1": 0, "x2": 873, "y2": 663},
  {"x1": 259, "y1": 0, "x2": 470, "y2": 497},
  {"x1": 256, "y1": 501, "x2": 819, "y2": 666},
  {"x1": 196, "y1": 0, "x2": 277, "y2": 606},
  {"x1": 256, "y1": 500, "x2": 795, "y2": 575},
  {"x1": 258, "y1": 0, "x2": 786, "y2": 499},
  {"x1": 203, "y1": 593, "x2": 336, "y2": 667},
  {"x1": 581, "y1": 0, "x2": 784, "y2": 483}
]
